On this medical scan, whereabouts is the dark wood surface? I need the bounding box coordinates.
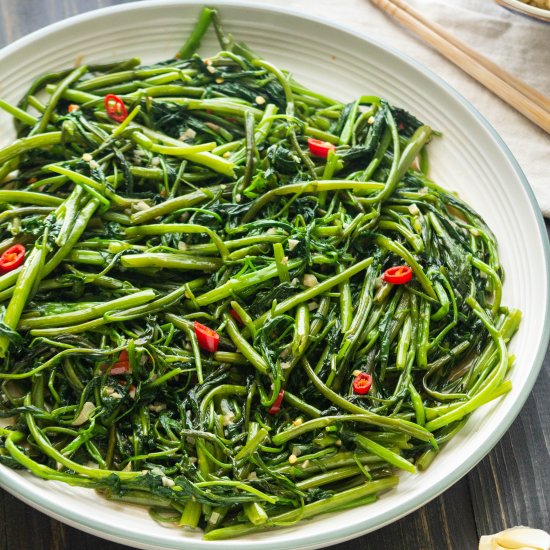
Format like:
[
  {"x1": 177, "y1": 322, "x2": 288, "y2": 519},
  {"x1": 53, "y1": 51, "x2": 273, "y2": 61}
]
[{"x1": 0, "y1": 1, "x2": 548, "y2": 549}]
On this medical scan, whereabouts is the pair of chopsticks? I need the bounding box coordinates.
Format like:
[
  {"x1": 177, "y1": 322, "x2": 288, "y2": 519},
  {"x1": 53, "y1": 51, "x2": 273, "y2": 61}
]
[{"x1": 370, "y1": 0, "x2": 550, "y2": 134}]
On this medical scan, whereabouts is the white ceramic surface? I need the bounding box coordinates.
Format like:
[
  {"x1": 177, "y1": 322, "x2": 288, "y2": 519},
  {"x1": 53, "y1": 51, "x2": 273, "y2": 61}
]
[
  {"x1": 0, "y1": 2, "x2": 549, "y2": 549},
  {"x1": 495, "y1": 0, "x2": 550, "y2": 21}
]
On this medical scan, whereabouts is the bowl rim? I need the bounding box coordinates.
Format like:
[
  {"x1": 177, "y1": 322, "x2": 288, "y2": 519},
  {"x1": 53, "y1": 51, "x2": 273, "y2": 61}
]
[
  {"x1": 0, "y1": 1, "x2": 549, "y2": 549},
  {"x1": 495, "y1": 0, "x2": 550, "y2": 20}
]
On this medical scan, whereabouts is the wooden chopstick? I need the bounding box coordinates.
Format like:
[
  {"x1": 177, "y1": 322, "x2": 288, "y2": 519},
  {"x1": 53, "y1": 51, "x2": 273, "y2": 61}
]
[
  {"x1": 370, "y1": 0, "x2": 550, "y2": 134},
  {"x1": 387, "y1": 0, "x2": 550, "y2": 111}
]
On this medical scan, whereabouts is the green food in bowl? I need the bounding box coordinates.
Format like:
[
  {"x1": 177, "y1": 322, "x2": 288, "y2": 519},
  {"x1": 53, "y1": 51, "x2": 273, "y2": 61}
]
[{"x1": 0, "y1": 6, "x2": 520, "y2": 540}]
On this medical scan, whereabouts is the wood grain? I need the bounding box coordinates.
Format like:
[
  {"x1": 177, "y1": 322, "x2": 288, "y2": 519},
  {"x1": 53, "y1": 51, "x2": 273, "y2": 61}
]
[
  {"x1": 469, "y1": 373, "x2": 550, "y2": 537},
  {"x1": 0, "y1": 2, "x2": 548, "y2": 549}
]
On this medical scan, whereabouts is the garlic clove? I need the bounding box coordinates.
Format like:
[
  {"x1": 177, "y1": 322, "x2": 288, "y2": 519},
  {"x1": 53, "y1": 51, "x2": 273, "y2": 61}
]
[
  {"x1": 71, "y1": 401, "x2": 96, "y2": 426},
  {"x1": 495, "y1": 527, "x2": 550, "y2": 549},
  {"x1": 478, "y1": 535, "x2": 496, "y2": 550},
  {"x1": 479, "y1": 527, "x2": 550, "y2": 550}
]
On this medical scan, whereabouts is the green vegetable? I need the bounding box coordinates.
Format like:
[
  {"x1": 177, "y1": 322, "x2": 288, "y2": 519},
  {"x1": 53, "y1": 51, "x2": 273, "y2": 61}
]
[{"x1": 0, "y1": 6, "x2": 519, "y2": 540}]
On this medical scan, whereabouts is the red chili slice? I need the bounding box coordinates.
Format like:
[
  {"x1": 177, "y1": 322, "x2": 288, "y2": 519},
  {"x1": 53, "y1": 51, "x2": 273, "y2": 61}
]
[
  {"x1": 194, "y1": 321, "x2": 220, "y2": 353},
  {"x1": 229, "y1": 308, "x2": 244, "y2": 325},
  {"x1": 307, "y1": 137, "x2": 336, "y2": 158},
  {"x1": 102, "y1": 350, "x2": 132, "y2": 375},
  {"x1": 352, "y1": 373, "x2": 372, "y2": 395},
  {"x1": 382, "y1": 265, "x2": 413, "y2": 285},
  {"x1": 104, "y1": 94, "x2": 128, "y2": 123},
  {"x1": 0, "y1": 244, "x2": 26, "y2": 274},
  {"x1": 109, "y1": 362, "x2": 131, "y2": 375},
  {"x1": 68, "y1": 104, "x2": 80, "y2": 113},
  {"x1": 267, "y1": 389, "x2": 285, "y2": 415}
]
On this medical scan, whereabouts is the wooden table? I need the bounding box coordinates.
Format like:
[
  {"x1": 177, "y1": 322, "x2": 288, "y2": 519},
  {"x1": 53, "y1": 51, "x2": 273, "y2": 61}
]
[{"x1": 0, "y1": 1, "x2": 548, "y2": 548}]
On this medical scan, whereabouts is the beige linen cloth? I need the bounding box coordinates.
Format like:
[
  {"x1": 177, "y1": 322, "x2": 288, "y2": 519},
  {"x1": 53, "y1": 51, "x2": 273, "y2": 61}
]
[{"x1": 245, "y1": 0, "x2": 550, "y2": 215}]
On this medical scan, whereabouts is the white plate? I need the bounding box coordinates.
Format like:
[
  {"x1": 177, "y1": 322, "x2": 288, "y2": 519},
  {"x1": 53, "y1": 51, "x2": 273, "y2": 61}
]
[{"x1": 0, "y1": 2, "x2": 549, "y2": 549}]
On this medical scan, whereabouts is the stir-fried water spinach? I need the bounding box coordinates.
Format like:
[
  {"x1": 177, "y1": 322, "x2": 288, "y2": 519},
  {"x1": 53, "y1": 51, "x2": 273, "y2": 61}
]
[{"x1": 0, "y1": 7, "x2": 520, "y2": 539}]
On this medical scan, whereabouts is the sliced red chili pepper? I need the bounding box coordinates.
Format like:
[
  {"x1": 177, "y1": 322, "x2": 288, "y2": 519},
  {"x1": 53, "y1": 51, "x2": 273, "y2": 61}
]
[
  {"x1": 110, "y1": 362, "x2": 131, "y2": 375},
  {"x1": 104, "y1": 94, "x2": 128, "y2": 123},
  {"x1": 102, "y1": 350, "x2": 132, "y2": 375},
  {"x1": 194, "y1": 321, "x2": 220, "y2": 353},
  {"x1": 0, "y1": 244, "x2": 26, "y2": 274},
  {"x1": 382, "y1": 265, "x2": 413, "y2": 285},
  {"x1": 267, "y1": 389, "x2": 285, "y2": 415},
  {"x1": 229, "y1": 308, "x2": 244, "y2": 325},
  {"x1": 352, "y1": 373, "x2": 372, "y2": 395},
  {"x1": 68, "y1": 104, "x2": 80, "y2": 113},
  {"x1": 307, "y1": 137, "x2": 336, "y2": 158}
]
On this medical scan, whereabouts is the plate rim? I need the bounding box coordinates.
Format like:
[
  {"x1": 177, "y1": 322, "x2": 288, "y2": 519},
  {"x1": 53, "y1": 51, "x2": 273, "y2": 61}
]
[{"x1": 0, "y1": 1, "x2": 549, "y2": 549}]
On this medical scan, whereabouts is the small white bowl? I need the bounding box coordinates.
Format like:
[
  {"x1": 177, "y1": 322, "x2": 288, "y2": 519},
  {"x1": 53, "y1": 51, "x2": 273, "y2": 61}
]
[{"x1": 495, "y1": 0, "x2": 550, "y2": 22}]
